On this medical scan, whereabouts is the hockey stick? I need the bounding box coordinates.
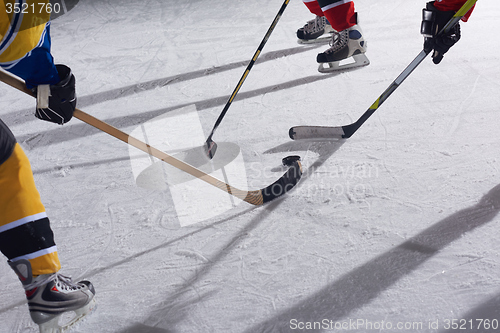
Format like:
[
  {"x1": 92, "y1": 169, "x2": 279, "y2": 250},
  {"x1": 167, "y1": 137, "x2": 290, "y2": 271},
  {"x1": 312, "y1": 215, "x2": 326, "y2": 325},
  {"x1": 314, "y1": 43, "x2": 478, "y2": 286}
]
[
  {"x1": 0, "y1": 69, "x2": 302, "y2": 206},
  {"x1": 289, "y1": 0, "x2": 477, "y2": 140},
  {"x1": 204, "y1": 0, "x2": 290, "y2": 158}
]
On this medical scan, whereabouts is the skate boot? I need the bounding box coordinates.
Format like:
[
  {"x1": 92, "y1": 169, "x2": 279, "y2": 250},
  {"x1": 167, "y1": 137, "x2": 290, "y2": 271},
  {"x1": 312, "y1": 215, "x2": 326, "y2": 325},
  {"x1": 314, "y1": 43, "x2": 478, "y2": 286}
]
[
  {"x1": 9, "y1": 259, "x2": 96, "y2": 333},
  {"x1": 316, "y1": 14, "x2": 369, "y2": 72},
  {"x1": 297, "y1": 15, "x2": 334, "y2": 44}
]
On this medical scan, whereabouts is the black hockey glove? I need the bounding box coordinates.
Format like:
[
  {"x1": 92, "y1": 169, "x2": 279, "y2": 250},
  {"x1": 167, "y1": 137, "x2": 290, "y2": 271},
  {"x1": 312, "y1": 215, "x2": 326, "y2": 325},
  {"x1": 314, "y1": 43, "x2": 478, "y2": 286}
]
[
  {"x1": 34, "y1": 64, "x2": 76, "y2": 125},
  {"x1": 421, "y1": 1, "x2": 461, "y2": 64}
]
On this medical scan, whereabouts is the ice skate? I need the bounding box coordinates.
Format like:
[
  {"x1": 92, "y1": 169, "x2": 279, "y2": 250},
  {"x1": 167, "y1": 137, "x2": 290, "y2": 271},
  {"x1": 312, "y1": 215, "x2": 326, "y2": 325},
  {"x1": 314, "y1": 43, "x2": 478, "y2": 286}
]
[
  {"x1": 316, "y1": 15, "x2": 369, "y2": 73},
  {"x1": 9, "y1": 259, "x2": 96, "y2": 333},
  {"x1": 297, "y1": 15, "x2": 335, "y2": 44}
]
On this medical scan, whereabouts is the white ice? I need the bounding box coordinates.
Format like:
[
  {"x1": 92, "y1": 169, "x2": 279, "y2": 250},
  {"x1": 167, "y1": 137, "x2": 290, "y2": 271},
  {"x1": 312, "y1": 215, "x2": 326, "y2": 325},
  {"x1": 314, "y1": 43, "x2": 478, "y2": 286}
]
[{"x1": 1, "y1": 0, "x2": 499, "y2": 332}]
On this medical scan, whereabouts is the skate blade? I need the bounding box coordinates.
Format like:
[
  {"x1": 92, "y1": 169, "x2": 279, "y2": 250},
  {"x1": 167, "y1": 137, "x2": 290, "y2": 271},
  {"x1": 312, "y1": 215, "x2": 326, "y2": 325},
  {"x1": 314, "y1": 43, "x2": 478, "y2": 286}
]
[
  {"x1": 318, "y1": 53, "x2": 370, "y2": 73},
  {"x1": 39, "y1": 298, "x2": 97, "y2": 333},
  {"x1": 297, "y1": 35, "x2": 332, "y2": 45}
]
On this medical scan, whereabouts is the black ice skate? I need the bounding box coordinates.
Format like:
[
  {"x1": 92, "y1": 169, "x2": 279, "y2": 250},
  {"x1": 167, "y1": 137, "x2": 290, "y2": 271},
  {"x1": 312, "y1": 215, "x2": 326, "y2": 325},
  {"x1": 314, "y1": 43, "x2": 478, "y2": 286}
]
[
  {"x1": 316, "y1": 15, "x2": 369, "y2": 72},
  {"x1": 9, "y1": 259, "x2": 96, "y2": 333},
  {"x1": 297, "y1": 15, "x2": 334, "y2": 44}
]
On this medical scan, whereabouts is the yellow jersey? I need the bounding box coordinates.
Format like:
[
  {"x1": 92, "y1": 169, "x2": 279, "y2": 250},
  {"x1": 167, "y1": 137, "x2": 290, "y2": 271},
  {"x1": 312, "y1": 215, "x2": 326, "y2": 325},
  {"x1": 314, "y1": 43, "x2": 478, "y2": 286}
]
[{"x1": 0, "y1": 0, "x2": 50, "y2": 63}]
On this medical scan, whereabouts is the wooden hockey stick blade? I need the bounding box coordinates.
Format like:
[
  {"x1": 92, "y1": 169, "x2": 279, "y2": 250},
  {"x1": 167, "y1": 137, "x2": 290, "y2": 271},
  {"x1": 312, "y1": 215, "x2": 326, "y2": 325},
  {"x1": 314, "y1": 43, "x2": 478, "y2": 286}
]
[{"x1": 0, "y1": 69, "x2": 302, "y2": 205}]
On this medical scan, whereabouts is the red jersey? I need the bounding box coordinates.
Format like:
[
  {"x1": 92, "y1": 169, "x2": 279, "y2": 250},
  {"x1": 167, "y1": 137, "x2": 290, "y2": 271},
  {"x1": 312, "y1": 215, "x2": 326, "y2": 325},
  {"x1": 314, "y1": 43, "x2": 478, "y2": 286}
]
[{"x1": 434, "y1": 0, "x2": 475, "y2": 21}]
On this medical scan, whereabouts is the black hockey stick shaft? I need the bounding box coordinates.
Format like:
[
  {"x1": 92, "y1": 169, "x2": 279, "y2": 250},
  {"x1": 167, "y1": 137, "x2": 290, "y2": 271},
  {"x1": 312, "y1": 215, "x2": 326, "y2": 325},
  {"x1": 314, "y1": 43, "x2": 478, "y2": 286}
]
[
  {"x1": 341, "y1": 0, "x2": 477, "y2": 138},
  {"x1": 341, "y1": 50, "x2": 428, "y2": 138},
  {"x1": 289, "y1": 0, "x2": 477, "y2": 141},
  {"x1": 205, "y1": 0, "x2": 290, "y2": 157}
]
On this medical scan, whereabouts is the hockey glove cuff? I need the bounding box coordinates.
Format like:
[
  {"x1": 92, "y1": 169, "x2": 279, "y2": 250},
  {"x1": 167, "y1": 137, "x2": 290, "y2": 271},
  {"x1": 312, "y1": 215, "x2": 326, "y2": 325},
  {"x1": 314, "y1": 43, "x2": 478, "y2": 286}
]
[
  {"x1": 421, "y1": 1, "x2": 461, "y2": 64},
  {"x1": 34, "y1": 64, "x2": 76, "y2": 125}
]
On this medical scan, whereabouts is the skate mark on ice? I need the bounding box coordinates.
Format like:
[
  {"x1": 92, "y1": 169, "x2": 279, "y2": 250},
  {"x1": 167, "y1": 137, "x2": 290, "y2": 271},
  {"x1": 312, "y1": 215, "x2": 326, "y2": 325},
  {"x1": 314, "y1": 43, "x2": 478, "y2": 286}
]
[
  {"x1": 0, "y1": 46, "x2": 315, "y2": 126},
  {"x1": 71, "y1": 205, "x2": 254, "y2": 279},
  {"x1": 243, "y1": 183, "x2": 500, "y2": 333},
  {"x1": 439, "y1": 292, "x2": 500, "y2": 333},
  {"x1": 446, "y1": 75, "x2": 479, "y2": 138},
  {"x1": 125, "y1": 201, "x2": 289, "y2": 330},
  {"x1": 14, "y1": 74, "x2": 337, "y2": 148},
  {"x1": 74, "y1": 46, "x2": 317, "y2": 109},
  {"x1": 32, "y1": 156, "x2": 132, "y2": 175},
  {"x1": 75, "y1": 205, "x2": 117, "y2": 280},
  {"x1": 120, "y1": 322, "x2": 172, "y2": 333}
]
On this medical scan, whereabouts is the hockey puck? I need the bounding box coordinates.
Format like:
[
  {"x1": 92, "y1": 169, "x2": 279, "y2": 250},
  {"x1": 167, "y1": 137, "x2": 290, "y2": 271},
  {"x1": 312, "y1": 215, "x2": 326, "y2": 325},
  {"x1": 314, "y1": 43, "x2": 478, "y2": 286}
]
[{"x1": 282, "y1": 155, "x2": 301, "y2": 167}]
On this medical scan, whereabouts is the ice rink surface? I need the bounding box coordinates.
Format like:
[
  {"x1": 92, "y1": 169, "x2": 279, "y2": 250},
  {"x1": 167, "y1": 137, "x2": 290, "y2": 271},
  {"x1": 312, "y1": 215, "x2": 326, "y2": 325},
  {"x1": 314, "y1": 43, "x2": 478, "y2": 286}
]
[{"x1": 1, "y1": 0, "x2": 500, "y2": 332}]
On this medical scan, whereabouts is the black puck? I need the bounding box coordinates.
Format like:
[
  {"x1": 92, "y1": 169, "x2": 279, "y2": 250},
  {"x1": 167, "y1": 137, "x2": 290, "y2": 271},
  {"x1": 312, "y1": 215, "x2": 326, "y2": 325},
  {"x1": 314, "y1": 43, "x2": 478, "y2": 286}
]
[{"x1": 282, "y1": 155, "x2": 301, "y2": 166}]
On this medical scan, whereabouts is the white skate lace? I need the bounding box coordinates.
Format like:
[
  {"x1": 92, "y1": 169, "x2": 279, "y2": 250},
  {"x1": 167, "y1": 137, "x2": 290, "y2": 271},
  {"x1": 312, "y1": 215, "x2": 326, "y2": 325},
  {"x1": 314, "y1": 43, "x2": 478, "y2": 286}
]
[
  {"x1": 25, "y1": 273, "x2": 82, "y2": 291},
  {"x1": 325, "y1": 29, "x2": 348, "y2": 54},
  {"x1": 304, "y1": 15, "x2": 325, "y2": 33}
]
